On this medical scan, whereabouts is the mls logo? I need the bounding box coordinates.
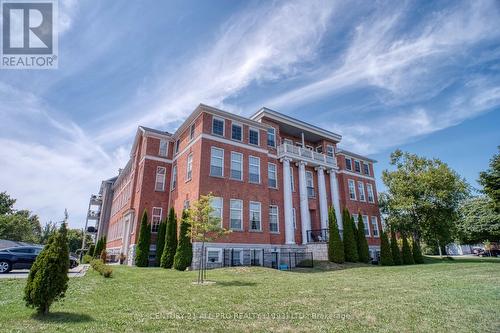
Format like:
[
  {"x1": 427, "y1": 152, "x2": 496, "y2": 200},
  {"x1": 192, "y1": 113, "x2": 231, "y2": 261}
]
[{"x1": 1, "y1": 0, "x2": 58, "y2": 69}]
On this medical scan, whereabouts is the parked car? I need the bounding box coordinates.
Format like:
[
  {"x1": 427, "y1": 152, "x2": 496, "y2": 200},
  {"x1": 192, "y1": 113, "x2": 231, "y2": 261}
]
[{"x1": 0, "y1": 246, "x2": 78, "y2": 273}]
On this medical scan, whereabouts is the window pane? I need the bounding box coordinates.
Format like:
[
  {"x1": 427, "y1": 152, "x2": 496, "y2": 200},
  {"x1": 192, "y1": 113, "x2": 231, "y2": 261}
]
[
  {"x1": 249, "y1": 202, "x2": 261, "y2": 231},
  {"x1": 345, "y1": 158, "x2": 352, "y2": 170},
  {"x1": 213, "y1": 118, "x2": 224, "y2": 136},
  {"x1": 348, "y1": 180, "x2": 356, "y2": 200},
  {"x1": 371, "y1": 216, "x2": 379, "y2": 237},
  {"x1": 358, "y1": 182, "x2": 365, "y2": 201},
  {"x1": 230, "y1": 199, "x2": 242, "y2": 230},
  {"x1": 269, "y1": 205, "x2": 278, "y2": 232},
  {"x1": 268, "y1": 163, "x2": 277, "y2": 188},
  {"x1": 210, "y1": 148, "x2": 223, "y2": 177},
  {"x1": 249, "y1": 129, "x2": 259, "y2": 145},
  {"x1": 249, "y1": 156, "x2": 260, "y2": 183},
  {"x1": 232, "y1": 124, "x2": 242, "y2": 141},
  {"x1": 159, "y1": 140, "x2": 168, "y2": 157},
  {"x1": 363, "y1": 216, "x2": 370, "y2": 236},
  {"x1": 230, "y1": 152, "x2": 242, "y2": 180},
  {"x1": 267, "y1": 128, "x2": 275, "y2": 147}
]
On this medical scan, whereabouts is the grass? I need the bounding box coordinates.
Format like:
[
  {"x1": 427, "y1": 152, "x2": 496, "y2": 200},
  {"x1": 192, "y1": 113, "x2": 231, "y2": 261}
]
[{"x1": 0, "y1": 257, "x2": 499, "y2": 332}]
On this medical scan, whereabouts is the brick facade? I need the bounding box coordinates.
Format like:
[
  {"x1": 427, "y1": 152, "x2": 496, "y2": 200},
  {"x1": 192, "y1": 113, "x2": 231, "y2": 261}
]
[{"x1": 100, "y1": 104, "x2": 383, "y2": 265}]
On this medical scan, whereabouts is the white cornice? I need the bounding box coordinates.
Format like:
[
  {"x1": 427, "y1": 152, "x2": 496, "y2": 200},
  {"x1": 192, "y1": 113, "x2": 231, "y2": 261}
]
[{"x1": 338, "y1": 169, "x2": 375, "y2": 181}]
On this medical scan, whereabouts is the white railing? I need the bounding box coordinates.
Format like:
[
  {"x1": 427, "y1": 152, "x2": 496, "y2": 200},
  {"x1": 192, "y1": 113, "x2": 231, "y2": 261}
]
[{"x1": 277, "y1": 143, "x2": 337, "y2": 167}]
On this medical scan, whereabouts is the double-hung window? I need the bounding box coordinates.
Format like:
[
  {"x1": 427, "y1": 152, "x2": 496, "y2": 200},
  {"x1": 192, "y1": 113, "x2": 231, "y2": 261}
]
[
  {"x1": 212, "y1": 117, "x2": 224, "y2": 136},
  {"x1": 249, "y1": 201, "x2": 261, "y2": 231},
  {"x1": 186, "y1": 154, "x2": 193, "y2": 181},
  {"x1": 326, "y1": 145, "x2": 334, "y2": 157},
  {"x1": 171, "y1": 165, "x2": 177, "y2": 190},
  {"x1": 366, "y1": 184, "x2": 375, "y2": 203},
  {"x1": 290, "y1": 167, "x2": 295, "y2": 191},
  {"x1": 151, "y1": 207, "x2": 162, "y2": 233},
  {"x1": 190, "y1": 124, "x2": 195, "y2": 140},
  {"x1": 268, "y1": 163, "x2": 277, "y2": 188},
  {"x1": 348, "y1": 179, "x2": 356, "y2": 200},
  {"x1": 362, "y1": 215, "x2": 370, "y2": 237},
  {"x1": 249, "y1": 128, "x2": 259, "y2": 145},
  {"x1": 269, "y1": 205, "x2": 279, "y2": 232},
  {"x1": 267, "y1": 127, "x2": 276, "y2": 147},
  {"x1": 358, "y1": 181, "x2": 366, "y2": 201},
  {"x1": 371, "y1": 216, "x2": 379, "y2": 237},
  {"x1": 230, "y1": 199, "x2": 243, "y2": 230},
  {"x1": 210, "y1": 197, "x2": 223, "y2": 226},
  {"x1": 159, "y1": 139, "x2": 168, "y2": 157},
  {"x1": 230, "y1": 152, "x2": 243, "y2": 180},
  {"x1": 175, "y1": 140, "x2": 180, "y2": 154},
  {"x1": 249, "y1": 156, "x2": 260, "y2": 183},
  {"x1": 354, "y1": 160, "x2": 361, "y2": 172},
  {"x1": 155, "y1": 166, "x2": 166, "y2": 191},
  {"x1": 306, "y1": 171, "x2": 315, "y2": 198},
  {"x1": 210, "y1": 147, "x2": 224, "y2": 177},
  {"x1": 345, "y1": 158, "x2": 352, "y2": 170},
  {"x1": 363, "y1": 163, "x2": 370, "y2": 176},
  {"x1": 231, "y1": 123, "x2": 242, "y2": 141}
]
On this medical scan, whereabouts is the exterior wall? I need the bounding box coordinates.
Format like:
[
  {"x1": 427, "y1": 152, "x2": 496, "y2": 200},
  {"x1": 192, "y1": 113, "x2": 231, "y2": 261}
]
[
  {"x1": 99, "y1": 105, "x2": 384, "y2": 265},
  {"x1": 96, "y1": 179, "x2": 114, "y2": 240}
]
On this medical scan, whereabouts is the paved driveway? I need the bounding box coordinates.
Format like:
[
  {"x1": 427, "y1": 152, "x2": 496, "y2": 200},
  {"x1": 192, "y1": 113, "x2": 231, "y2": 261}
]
[{"x1": 0, "y1": 264, "x2": 89, "y2": 279}]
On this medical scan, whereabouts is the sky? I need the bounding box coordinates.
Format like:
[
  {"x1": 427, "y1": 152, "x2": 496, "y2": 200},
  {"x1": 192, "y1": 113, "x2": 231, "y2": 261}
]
[{"x1": 0, "y1": 0, "x2": 499, "y2": 229}]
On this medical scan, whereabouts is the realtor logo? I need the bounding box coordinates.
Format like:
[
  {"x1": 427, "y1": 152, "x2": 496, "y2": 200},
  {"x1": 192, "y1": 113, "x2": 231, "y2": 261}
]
[{"x1": 1, "y1": 0, "x2": 58, "y2": 69}]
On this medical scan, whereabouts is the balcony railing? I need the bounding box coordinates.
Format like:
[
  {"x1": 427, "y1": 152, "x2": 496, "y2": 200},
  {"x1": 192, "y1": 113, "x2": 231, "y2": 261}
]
[
  {"x1": 306, "y1": 229, "x2": 329, "y2": 243},
  {"x1": 277, "y1": 143, "x2": 337, "y2": 168}
]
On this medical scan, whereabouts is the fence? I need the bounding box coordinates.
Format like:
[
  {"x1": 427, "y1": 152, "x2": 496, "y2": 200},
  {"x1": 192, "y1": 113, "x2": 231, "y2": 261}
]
[{"x1": 218, "y1": 249, "x2": 313, "y2": 270}]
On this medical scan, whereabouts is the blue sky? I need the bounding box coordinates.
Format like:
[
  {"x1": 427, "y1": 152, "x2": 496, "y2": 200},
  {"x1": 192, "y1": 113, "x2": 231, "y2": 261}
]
[{"x1": 0, "y1": 0, "x2": 499, "y2": 228}]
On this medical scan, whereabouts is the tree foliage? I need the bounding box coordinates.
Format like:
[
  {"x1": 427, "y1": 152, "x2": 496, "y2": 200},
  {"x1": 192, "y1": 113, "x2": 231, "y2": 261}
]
[
  {"x1": 0, "y1": 191, "x2": 16, "y2": 215},
  {"x1": 342, "y1": 208, "x2": 358, "y2": 262},
  {"x1": 380, "y1": 232, "x2": 394, "y2": 266},
  {"x1": 135, "y1": 209, "x2": 151, "y2": 267},
  {"x1": 390, "y1": 232, "x2": 402, "y2": 265},
  {"x1": 412, "y1": 237, "x2": 424, "y2": 264},
  {"x1": 356, "y1": 214, "x2": 370, "y2": 263},
  {"x1": 401, "y1": 236, "x2": 414, "y2": 265},
  {"x1": 456, "y1": 196, "x2": 500, "y2": 243},
  {"x1": 0, "y1": 192, "x2": 41, "y2": 243},
  {"x1": 155, "y1": 217, "x2": 167, "y2": 266},
  {"x1": 479, "y1": 146, "x2": 500, "y2": 213},
  {"x1": 188, "y1": 194, "x2": 231, "y2": 283},
  {"x1": 379, "y1": 150, "x2": 469, "y2": 248},
  {"x1": 161, "y1": 208, "x2": 178, "y2": 269},
  {"x1": 24, "y1": 222, "x2": 69, "y2": 315},
  {"x1": 66, "y1": 229, "x2": 92, "y2": 254},
  {"x1": 173, "y1": 210, "x2": 193, "y2": 271},
  {"x1": 328, "y1": 206, "x2": 344, "y2": 263}
]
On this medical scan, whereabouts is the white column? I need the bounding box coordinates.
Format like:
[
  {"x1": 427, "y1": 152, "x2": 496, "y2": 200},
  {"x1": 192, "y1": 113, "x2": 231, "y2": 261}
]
[
  {"x1": 328, "y1": 170, "x2": 342, "y2": 227},
  {"x1": 297, "y1": 161, "x2": 311, "y2": 244},
  {"x1": 281, "y1": 158, "x2": 295, "y2": 244},
  {"x1": 316, "y1": 166, "x2": 328, "y2": 230}
]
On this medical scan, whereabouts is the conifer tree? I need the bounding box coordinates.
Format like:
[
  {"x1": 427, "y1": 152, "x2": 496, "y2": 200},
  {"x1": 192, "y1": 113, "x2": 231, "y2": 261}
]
[
  {"x1": 88, "y1": 243, "x2": 95, "y2": 257},
  {"x1": 93, "y1": 237, "x2": 103, "y2": 259},
  {"x1": 155, "y1": 217, "x2": 167, "y2": 266},
  {"x1": 390, "y1": 231, "x2": 402, "y2": 265},
  {"x1": 328, "y1": 206, "x2": 344, "y2": 263},
  {"x1": 161, "y1": 208, "x2": 177, "y2": 268},
  {"x1": 356, "y1": 214, "x2": 370, "y2": 263},
  {"x1": 24, "y1": 222, "x2": 69, "y2": 315},
  {"x1": 342, "y1": 208, "x2": 358, "y2": 262},
  {"x1": 412, "y1": 237, "x2": 424, "y2": 264},
  {"x1": 401, "y1": 236, "x2": 414, "y2": 265},
  {"x1": 380, "y1": 231, "x2": 394, "y2": 266},
  {"x1": 173, "y1": 210, "x2": 193, "y2": 270},
  {"x1": 135, "y1": 209, "x2": 151, "y2": 267}
]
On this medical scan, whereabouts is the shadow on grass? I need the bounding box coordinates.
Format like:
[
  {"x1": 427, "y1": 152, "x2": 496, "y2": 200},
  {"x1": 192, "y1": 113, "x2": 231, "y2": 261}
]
[
  {"x1": 423, "y1": 256, "x2": 500, "y2": 264},
  {"x1": 32, "y1": 312, "x2": 93, "y2": 323},
  {"x1": 216, "y1": 280, "x2": 258, "y2": 287},
  {"x1": 289, "y1": 261, "x2": 376, "y2": 273}
]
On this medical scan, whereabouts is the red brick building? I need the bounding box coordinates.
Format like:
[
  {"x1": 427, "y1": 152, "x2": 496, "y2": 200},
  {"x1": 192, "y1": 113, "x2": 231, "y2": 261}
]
[{"x1": 93, "y1": 104, "x2": 383, "y2": 267}]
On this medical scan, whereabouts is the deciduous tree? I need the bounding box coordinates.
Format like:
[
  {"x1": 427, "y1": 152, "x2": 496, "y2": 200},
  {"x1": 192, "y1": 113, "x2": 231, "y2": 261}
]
[{"x1": 479, "y1": 146, "x2": 500, "y2": 213}]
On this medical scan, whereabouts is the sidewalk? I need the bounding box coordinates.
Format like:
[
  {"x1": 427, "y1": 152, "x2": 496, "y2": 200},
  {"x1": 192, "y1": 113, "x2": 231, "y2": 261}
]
[{"x1": 0, "y1": 264, "x2": 89, "y2": 279}]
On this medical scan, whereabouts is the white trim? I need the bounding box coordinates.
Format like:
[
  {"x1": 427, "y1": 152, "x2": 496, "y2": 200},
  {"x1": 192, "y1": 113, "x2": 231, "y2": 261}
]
[
  {"x1": 249, "y1": 155, "x2": 261, "y2": 184},
  {"x1": 212, "y1": 116, "x2": 225, "y2": 137},
  {"x1": 155, "y1": 166, "x2": 166, "y2": 191},
  {"x1": 206, "y1": 248, "x2": 223, "y2": 263},
  {"x1": 229, "y1": 199, "x2": 243, "y2": 231},
  {"x1": 201, "y1": 133, "x2": 268, "y2": 154},
  {"x1": 362, "y1": 215, "x2": 371, "y2": 237},
  {"x1": 141, "y1": 155, "x2": 173, "y2": 164},
  {"x1": 249, "y1": 201, "x2": 262, "y2": 231},
  {"x1": 267, "y1": 127, "x2": 276, "y2": 147},
  {"x1": 267, "y1": 162, "x2": 278, "y2": 189},
  {"x1": 151, "y1": 207, "x2": 163, "y2": 233},
  {"x1": 366, "y1": 183, "x2": 375, "y2": 203},
  {"x1": 159, "y1": 139, "x2": 169, "y2": 157},
  {"x1": 267, "y1": 154, "x2": 278, "y2": 159},
  {"x1": 371, "y1": 216, "x2": 379, "y2": 238},
  {"x1": 269, "y1": 205, "x2": 279, "y2": 233},
  {"x1": 357, "y1": 181, "x2": 366, "y2": 202},
  {"x1": 348, "y1": 179, "x2": 357, "y2": 200},
  {"x1": 186, "y1": 153, "x2": 193, "y2": 181},
  {"x1": 211, "y1": 197, "x2": 224, "y2": 227},
  {"x1": 339, "y1": 169, "x2": 375, "y2": 181},
  {"x1": 189, "y1": 123, "x2": 196, "y2": 141},
  {"x1": 171, "y1": 164, "x2": 177, "y2": 190}
]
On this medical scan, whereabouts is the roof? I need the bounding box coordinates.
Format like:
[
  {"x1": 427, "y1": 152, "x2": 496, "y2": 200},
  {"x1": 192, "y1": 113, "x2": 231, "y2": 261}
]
[
  {"x1": 251, "y1": 107, "x2": 342, "y2": 143},
  {"x1": 139, "y1": 126, "x2": 172, "y2": 137},
  {"x1": 337, "y1": 149, "x2": 377, "y2": 163}
]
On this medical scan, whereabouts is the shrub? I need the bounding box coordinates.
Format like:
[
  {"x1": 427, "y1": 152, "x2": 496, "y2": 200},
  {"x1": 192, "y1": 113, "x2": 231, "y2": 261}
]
[
  {"x1": 155, "y1": 218, "x2": 167, "y2": 266},
  {"x1": 380, "y1": 232, "x2": 394, "y2": 266},
  {"x1": 390, "y1": 232, "x2": 402, "y2": 265},
  {"x1": 401, "y1": 236, "x2": 414, "y2": 265},
  {"x1": 90, "y1": 259, "x2": 113, "y2": 278},
  {"x1": 161, "y1": 208, "x2": 177, "y2": 269},
  {"x1": 356, "y1": 214, "x2": 370, "y2": 263},
  {"x1": 82, "y1": 254, "x2": 92, "y2": 264},
  {"x1": 173, "y1": 210, "x2": 193, "y2": 271},
  {"x1": 342, "y1": 208, "x2": 358, "y2": 262},
  {"x1": 328, "y1": 206, "x2": 344, "y2": 263},
  {"x1": 135, "y1": 209, "x2": 151, "y2": 267},
  {"x1": 412, "y1": 238, "x2": 424, "y2": 264},
  {"x1": 24, "y1": 222, "x2": 69, "y2": 315}
]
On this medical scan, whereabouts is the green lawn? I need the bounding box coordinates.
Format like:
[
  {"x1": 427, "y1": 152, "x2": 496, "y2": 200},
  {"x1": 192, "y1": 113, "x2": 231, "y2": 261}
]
[{"x1": 1, "y1": 257, "x2": 499, "y2": 332}]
